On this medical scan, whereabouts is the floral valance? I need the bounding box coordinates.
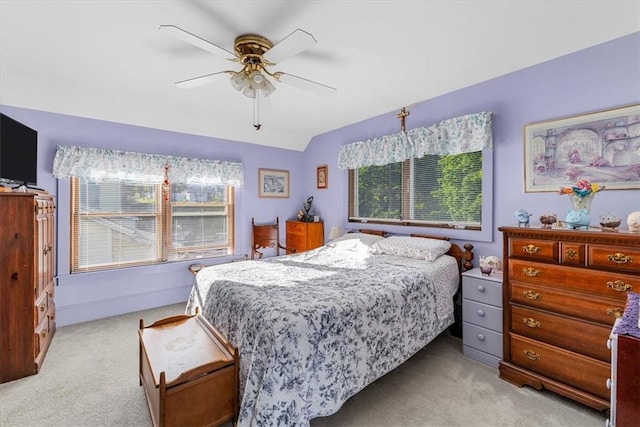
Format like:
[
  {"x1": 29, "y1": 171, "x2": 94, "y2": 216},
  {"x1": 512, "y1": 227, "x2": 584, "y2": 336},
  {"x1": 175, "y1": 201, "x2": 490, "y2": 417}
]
[
  {"x1": 52, "y1": 145, "x2": 244, "y2": 186},
  {"x1": 337, "y1": 111, "x2": 493, "y2": 169}
]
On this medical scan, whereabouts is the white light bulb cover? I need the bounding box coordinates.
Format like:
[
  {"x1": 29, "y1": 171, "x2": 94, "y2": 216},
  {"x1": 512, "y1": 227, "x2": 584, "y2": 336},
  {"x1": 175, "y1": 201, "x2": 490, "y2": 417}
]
[
  {"x1": 242, "y1": 86, "x2": 256, "y2": 98},
  {"x1": 230, "y1": 72, "x2": 250, "y2": 91},
  {"x1": 261, "y1": 79, "x2": 276, "y2": 97}
]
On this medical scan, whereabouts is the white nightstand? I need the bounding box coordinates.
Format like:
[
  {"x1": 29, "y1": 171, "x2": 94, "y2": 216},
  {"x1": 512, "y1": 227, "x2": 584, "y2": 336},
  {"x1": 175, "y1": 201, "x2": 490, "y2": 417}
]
[{"x1": 461, "y1": 267, "x2": 503, "y2": 368}]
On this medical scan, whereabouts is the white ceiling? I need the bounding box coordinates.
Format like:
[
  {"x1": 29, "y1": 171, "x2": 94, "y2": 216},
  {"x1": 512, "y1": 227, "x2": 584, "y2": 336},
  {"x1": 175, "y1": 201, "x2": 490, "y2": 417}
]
[{"x1": 1, "y1": 1, "x2": 639, "y2": 151}]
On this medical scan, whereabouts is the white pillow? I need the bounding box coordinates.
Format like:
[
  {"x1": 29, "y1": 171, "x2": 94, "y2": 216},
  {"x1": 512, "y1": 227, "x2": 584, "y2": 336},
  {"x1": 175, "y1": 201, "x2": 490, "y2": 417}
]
[
  {"x1": 327, "y1": 232, "x2": 385, "y2": 247},
  {"x1": 370, "y1": 235, "x2": 451, "y2": 261}
]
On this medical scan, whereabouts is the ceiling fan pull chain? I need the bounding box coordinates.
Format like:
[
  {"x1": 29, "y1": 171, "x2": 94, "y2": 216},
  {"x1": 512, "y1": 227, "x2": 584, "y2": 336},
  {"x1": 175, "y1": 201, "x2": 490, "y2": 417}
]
[{"x1": 253, "y1": 94, "x2": 261, "y2": 130}]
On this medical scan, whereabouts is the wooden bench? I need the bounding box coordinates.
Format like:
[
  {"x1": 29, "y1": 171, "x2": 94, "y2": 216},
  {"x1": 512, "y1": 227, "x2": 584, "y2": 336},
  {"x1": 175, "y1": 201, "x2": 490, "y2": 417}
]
[{"x1": 139, "y1": 309, "x2": 238, "y2": 427}]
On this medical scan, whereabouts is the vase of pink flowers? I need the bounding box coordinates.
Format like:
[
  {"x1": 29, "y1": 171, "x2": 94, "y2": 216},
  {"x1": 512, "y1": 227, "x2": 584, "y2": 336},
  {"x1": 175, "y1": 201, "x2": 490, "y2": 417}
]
[{"x1": 558, "y1": 179, "x2": 604, "y2": 229}]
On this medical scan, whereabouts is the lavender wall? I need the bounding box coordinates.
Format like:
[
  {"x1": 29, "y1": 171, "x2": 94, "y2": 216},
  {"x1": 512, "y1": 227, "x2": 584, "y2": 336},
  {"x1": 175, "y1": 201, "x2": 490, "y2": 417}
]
[
  {"x1": 1, "y1": 32, "x2": 638, "y2": 326},
  {"x1": 305, "y1": 32, "x2": 640, "y2": 261},
  {"x1": 0, "y1": 106, "x2": 306, "y2": 325}
]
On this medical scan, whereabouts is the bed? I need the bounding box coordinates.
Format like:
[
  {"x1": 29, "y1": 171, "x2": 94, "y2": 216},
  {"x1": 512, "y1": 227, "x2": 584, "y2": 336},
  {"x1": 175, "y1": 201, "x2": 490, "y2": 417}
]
[{"x1": 186, "y1": 231, "x2": 473, "y2": 426}]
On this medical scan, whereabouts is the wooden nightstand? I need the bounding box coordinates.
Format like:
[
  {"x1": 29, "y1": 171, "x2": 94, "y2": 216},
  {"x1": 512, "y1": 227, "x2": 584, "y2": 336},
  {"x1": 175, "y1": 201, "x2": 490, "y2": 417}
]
[
  {"x1": 462, "y1": 267, "x2": 503, "y2": 368},
  {"x1": 286, "y1": 220, "x2": 324, "y2": 254}
]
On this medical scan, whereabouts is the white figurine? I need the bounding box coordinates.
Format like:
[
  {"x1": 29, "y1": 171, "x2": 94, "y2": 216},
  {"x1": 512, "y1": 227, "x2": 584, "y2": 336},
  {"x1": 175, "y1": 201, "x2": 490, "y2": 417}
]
[{"x1": 627, "y1": 211, "x2": 640, "y2": 232}]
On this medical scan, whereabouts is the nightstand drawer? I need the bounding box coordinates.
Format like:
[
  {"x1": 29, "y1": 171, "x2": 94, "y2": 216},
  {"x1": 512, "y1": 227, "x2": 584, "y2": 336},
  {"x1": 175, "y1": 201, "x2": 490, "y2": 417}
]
[
  {"x1": 463, "y1": 300, "x2": 502, "y2": 332},
  {"x1": 463, "y1": 323, "x2": 502, "y2": 357},
  {"x1": 462, "y1": 276, "x2": 502, "y2": 307}
]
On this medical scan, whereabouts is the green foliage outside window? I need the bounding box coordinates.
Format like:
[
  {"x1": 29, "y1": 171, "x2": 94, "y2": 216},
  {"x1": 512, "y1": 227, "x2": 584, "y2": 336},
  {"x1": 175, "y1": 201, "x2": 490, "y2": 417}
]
[{"x1": 353, "y1": 151, "x2": 482, "y2": 226}]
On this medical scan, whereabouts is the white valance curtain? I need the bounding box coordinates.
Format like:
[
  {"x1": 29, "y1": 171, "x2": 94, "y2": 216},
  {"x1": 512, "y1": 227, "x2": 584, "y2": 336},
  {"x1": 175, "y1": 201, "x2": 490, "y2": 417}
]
[
  {"x1": 52, "y1": 145, "x2": 244, "y2": 186},
  {"x1": 337, "y1": 111, "x2": 493, "y2": 169}
]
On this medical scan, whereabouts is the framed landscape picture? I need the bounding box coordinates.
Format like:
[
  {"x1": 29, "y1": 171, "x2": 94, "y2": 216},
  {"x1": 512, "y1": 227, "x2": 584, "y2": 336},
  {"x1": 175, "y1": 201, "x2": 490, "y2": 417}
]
[
  {"x1": 524, "y1": 103, "x2": 640, "y2": 192},
  {"x1": 317, "y1": 165, "x2": 328, "y2": 189},
  {"x1": 258, "y1": 168, "x2": 289, "y2": 198}
]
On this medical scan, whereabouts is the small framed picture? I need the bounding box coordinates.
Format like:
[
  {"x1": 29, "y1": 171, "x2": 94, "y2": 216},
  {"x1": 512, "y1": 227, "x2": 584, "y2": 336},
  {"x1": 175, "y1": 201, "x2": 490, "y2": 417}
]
[
  {"x1": 258, "y1": 168, "x2": 289, "y2": 198},
  {"x1": 317, "y1": 165, "x2": 328, "y2": 189}
]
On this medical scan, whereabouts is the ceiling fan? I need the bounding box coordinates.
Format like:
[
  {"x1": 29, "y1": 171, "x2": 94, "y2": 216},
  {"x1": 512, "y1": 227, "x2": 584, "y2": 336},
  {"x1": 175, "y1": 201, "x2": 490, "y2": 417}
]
[{"x1": 159, "y1": 25, "x2": 337, "y2": 130}]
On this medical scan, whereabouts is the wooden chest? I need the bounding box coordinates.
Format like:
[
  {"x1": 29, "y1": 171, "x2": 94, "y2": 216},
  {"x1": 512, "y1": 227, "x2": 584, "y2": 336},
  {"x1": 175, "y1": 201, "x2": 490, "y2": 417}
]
[
  {"x1": 498, "y1": 226, "x2": 639, "y2": 411},
  {"x1": 139, "y1": 311, "x2": 238, "y2": 427},
  {"x1": 286, "y1": 220, "x2": 324, "y2": 253}
]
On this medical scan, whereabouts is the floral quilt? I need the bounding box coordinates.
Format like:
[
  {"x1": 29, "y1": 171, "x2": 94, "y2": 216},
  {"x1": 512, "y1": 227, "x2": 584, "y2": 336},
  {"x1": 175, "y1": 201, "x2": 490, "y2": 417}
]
[{"x1": 186, "y1": 239, "x2": 459, "y2": 426}]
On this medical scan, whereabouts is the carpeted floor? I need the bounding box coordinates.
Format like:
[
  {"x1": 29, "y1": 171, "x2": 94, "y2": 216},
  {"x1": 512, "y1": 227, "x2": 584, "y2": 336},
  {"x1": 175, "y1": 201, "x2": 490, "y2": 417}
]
[{"x1": 0, "y1": 303, "x2": 608, "y2": 426}]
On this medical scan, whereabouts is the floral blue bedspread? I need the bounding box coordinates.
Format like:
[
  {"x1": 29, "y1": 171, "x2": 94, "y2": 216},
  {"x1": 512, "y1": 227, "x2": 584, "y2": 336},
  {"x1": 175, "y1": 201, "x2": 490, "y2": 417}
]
[{"x1": 186, "y1": 239, "x2": 459, "y2": 426}]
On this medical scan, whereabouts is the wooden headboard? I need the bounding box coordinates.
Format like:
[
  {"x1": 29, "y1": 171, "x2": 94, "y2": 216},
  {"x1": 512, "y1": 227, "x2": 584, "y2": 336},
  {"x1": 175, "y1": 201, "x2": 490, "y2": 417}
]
[{"x1": 353, "y1": 229, "x2": 474, "y2": 273}]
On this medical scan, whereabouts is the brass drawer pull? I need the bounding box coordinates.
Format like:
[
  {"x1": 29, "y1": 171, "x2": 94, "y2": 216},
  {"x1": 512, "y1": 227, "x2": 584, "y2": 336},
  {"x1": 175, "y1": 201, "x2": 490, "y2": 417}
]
[
  {"x1": 523, "y1": 317, "x2": 541, "y2": 328},
  {"x1": 40, "y1": 304, "x2": 46, "y2": 312},
  {"x1": 522, "y1": 267, "x2": 541, "y2": 277},
  {"x1": 607, "y1": 308, "x2": 624, "y2": 318},
  {"x1": 523, "y1": 349, "x2": 541, "y2": 361},
  {"x1": 607, "y1": 253, "x2": 633, "y2": 264},
  {"x1": 522, "y1": 244, "x2": 541, "y2": 255},
  {"x1": 607, "y1": 280, "x2": 632, "y2": 292},
  {"x1": 565, "y1": 248, "x2": 577, "y2": 259},
  {"x1": 523, "y1": 290, "x2": 541, "y2": 300}
]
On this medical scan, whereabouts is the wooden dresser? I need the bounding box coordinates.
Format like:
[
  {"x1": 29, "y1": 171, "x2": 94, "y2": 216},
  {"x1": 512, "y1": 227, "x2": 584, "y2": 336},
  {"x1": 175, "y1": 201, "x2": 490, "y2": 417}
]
[
  {"x1": 286, "y1": 220, "x2": 324, "y2": 254},
  {"x1": 498, "y1": 226, "x2": 639, "y2": 411},
  {"x1": 0, "y1": 193, "x2": 56, "y2": 383}
]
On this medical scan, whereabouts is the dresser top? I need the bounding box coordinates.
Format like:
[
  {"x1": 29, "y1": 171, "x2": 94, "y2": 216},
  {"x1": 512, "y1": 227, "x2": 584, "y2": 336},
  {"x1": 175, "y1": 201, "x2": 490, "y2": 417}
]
[
  {"x1": 499, "y1": 226, "x2": 640, "y2": 246},
  {"x1": 462, "y1": 267, "x2": 503, "y2": 283}
]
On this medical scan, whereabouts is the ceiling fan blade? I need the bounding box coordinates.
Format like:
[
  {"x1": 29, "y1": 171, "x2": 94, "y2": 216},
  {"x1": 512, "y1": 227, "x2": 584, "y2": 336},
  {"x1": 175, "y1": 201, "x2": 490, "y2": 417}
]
[
  {"x1": 263, "y1": 29, "x2": 317, "y2": 64},
  {"x1": 176, "y1": 72, "x2": 229, "y2": 89},
  {"x1": 159, "y1": 25, "x2": 234, "y2": 58},
  {"x1": 278, "y1": 73, "x2": 337, "y2": 97}
]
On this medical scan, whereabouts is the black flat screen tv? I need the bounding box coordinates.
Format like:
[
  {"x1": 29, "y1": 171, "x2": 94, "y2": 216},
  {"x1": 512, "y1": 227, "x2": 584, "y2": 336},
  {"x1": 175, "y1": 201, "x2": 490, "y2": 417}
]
[{"x1": 0, "y1": 113, "x2": 38, "y2": 187}]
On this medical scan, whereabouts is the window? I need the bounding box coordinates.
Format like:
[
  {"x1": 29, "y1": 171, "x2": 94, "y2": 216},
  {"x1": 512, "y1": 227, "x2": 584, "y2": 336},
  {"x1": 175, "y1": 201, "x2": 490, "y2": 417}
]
[
  {"x1": 349, "y1": 151, "x2": 482, "y2": 229},
  {"x1": 71, "y1": 177, "x2": 234, "y2": 272}
]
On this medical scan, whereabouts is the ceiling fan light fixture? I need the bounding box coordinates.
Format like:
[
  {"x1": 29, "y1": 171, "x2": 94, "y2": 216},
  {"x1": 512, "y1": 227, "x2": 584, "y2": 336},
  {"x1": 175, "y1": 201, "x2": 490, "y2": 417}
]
[
  {"x1": 242, "y1": 86, "x2": 257, "y2": 98},
  {"x1": 250, "y1": 71, "x2": 265, "y2": 85},
  {"x1": 230, "y1": 72, "x2": 250, "y2": 91},
  {"x1": 261, "y1": 79, "x2": 276, "y2": 97}
]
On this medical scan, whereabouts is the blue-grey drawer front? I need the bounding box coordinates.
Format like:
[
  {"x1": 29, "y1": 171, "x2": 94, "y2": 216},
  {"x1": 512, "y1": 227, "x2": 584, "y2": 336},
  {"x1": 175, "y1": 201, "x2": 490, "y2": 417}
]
[
  {"x1": 463, "y1": 323, "x2": 503, "y2": 357},
  {"x1": 463, "y1": 300, "x2": 502, "y2": 332},
  {"x1": 462, "y1": 276, "x2": 502, "y2": 307}
]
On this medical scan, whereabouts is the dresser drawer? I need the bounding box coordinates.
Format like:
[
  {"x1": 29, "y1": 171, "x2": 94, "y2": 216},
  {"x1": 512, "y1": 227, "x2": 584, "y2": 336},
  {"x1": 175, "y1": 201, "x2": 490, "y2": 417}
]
[
  {"x1": 463, "y1": 323, "x2": 502, "y2": 357},
  {"x1": 286, "y1": 234, "x2": 306, "y2": 250},
  {"x1": 35, "y1": 309, "x2": 54, "y2": 362},
  {"x1": 559, "y1": 241, "x2": 585, "y2": 266},
  {"x1": 509, "y1": 334, "x2": 610, "y2": 400},
  {"x1": 286, "y1": 221, "x2": 307, "y2": 236},
  {"x1": 587, "y1": 244, "x2": 640, "y2": 274},
  {"x1": 510, "y1": 305, "x2": 611, "y2": 362},
  {"x1": 35, "y1": 291, "x2": 49, "y2": 327},
  {"x1": 462, "y1": 276, "x2": 502, "y2": 306},
  {"x1": 509, "y1": 259, "x2": 640, "y2": 300},
  {"x1": 509, "y1": 238, "x2": 558, "y2": 262},
  {"x1": 510, "y1": 282, "x2": 626, "y2": 326},
  {"x1": 463, "y1": 300, "x2": 502, "y2": 332}
]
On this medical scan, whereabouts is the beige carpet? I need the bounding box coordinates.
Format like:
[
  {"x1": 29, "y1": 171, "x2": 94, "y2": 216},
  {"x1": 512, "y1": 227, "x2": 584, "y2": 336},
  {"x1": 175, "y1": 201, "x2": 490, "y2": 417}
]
[{"x1": 0, "y1": 303, "x2": 607, "y2": 426}]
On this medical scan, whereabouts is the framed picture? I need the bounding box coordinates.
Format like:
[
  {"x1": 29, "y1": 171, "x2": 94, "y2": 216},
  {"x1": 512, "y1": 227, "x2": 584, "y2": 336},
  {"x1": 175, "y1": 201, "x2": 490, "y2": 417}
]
[
  {"x1": 524, "y1": 103, "x2": 640, "y2": 192},
  {"x1": 258, "y1": 168, "x2": 289, "y2": 198},
  {"x1": 317, "y1": 165, "x2": 328, "y2": 189}
]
